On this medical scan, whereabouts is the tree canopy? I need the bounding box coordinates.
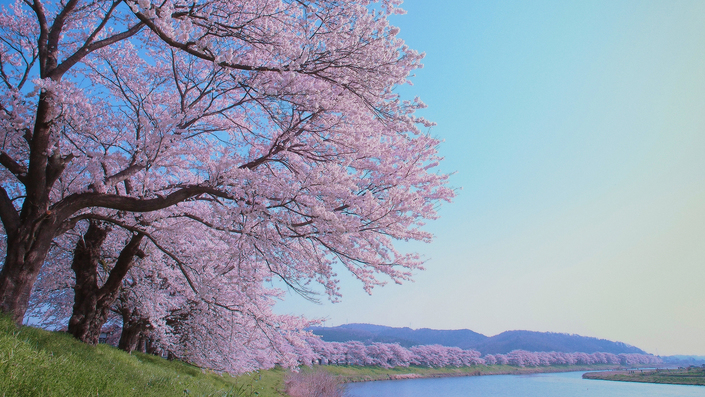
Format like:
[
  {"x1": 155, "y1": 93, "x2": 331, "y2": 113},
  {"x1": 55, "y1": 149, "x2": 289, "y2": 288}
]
[{"x1": 0, "y1": 0, "x2": 452, "y2": 372}]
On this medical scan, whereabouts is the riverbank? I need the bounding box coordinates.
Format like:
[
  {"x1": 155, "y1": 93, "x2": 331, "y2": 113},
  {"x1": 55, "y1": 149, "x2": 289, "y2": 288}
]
[
  {"x1": 0, "y1": 315, "x2": 284, "y2": 396},
  {"x1": 346, "y1": 370, "x2": 705, "y2": 397},
  {"x1": 583, "y1": 367, "x2": 705, "y2": 386},
  {"x1": 1, "y1": 315, "x2": 668, "y2": 396},
  {"x1": 321, "y1": 363, "x2": 626, "y2": 383}
]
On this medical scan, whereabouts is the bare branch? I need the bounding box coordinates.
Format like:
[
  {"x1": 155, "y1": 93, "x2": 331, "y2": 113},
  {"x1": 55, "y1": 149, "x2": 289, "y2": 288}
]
[{"x1": 131, "y1": 10, "x2": 283, "y2": 73}]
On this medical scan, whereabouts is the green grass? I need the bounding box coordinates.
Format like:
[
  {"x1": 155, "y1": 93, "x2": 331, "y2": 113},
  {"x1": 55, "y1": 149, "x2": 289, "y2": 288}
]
[{"x1": 0, "y1": 315, "x2": 287, "y2": 397}]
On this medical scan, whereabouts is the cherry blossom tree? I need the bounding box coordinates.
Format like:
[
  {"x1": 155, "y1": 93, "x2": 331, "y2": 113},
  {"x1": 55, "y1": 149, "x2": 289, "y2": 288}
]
[
  {"x1": 483, "y1": 354, "x2": 497, "y2": 366},
  {"x1": 302, "y1": 339, "x2": 661, "y2": 370},
  {"x1": 0, "y1": 0, "x2": 453, "y2": 330},
  {"x1": 67, "y1": 221, "x2": 144, "y2": 344},
  {"x1": 26, "y1": 214, "x2": 320, "y2": 371}
]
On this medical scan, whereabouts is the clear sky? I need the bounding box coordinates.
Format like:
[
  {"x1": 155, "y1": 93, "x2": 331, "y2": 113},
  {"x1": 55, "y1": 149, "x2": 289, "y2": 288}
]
[{"x1": 275, "y1": 0, "x2": 705, "y2": 356}]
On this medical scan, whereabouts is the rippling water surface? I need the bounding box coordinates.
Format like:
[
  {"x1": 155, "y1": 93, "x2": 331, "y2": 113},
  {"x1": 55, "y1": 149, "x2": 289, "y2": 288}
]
[{"x1": 346, "y1": 371, "x2": 705, "y2": 397}]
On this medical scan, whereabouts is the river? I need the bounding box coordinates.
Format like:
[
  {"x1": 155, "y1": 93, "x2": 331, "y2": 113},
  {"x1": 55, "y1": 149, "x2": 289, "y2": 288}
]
[{"x1": 346, "y1": 370, "x2": 705, "y2": 397}]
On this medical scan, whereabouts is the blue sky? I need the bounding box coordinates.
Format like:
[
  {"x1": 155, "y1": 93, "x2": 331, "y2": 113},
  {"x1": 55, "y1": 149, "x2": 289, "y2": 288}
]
[{"x1": 274, "y1": 0, "x2": 705, "y2": 356}]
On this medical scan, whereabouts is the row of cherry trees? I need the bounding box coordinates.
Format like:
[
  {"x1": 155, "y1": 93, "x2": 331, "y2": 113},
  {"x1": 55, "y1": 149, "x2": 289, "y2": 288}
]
[
  {"x1": 0, "y1": 0, "x2": 452, "y2": 374},
  {"x1": 301, "y1": 339, "x2": 662, "y2": 368},
  {"x1": 25, "y1": 221, "x2": 317, "y2": 373}
]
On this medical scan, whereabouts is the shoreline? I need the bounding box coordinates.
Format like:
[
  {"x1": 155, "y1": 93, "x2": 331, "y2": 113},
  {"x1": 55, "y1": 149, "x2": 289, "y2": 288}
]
[
  {"x1": 583, "y1": 368, "x2": 705, "y2": 386},
  {"x1": 321, "y1": 364, "x2": 633, "y2": 384}
]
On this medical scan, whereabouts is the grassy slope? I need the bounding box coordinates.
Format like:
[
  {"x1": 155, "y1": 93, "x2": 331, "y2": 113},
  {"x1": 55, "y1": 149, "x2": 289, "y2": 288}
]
[
  {"x1": 0, "y1": 315, "x2": 286, "y2": 397},
  {"x1": 583, "y1": 368, "x2": 705, "y2": 386}
]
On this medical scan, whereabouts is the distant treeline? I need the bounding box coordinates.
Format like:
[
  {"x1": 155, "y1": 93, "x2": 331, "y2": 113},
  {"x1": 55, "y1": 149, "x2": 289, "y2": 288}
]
[{"x1": 300, "y1": 338, "x2": 661, "y2": 368}]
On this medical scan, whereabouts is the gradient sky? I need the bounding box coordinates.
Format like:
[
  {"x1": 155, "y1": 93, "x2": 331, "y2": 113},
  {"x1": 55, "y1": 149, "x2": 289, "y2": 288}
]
[{"x1": 275, "y1": 0, "x2": 705, "y2": 356}]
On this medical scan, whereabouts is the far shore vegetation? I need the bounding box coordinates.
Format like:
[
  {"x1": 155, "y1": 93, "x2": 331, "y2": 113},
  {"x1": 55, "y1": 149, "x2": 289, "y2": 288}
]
[
  {"x1": 584, "y1": 367, "x2": 705, "y2": 386},
  {"x1": 320, "y1": 363, "x2": 623, "y2": 383}
]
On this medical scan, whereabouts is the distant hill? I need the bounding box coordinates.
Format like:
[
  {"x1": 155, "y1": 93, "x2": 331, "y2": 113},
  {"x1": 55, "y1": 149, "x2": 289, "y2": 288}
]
[
  {"x1": 309, "y1": 324, "x2": 486, "y2": 349},
  {"x1": 472, "y1": 330, "x2": 645, "y2": 355},
  {"x1": 309, "y1": 324, "x2": 646, "y2": 355},
  {"x1": 662, "y1": 355, "x2": 705, "y2": 366}
]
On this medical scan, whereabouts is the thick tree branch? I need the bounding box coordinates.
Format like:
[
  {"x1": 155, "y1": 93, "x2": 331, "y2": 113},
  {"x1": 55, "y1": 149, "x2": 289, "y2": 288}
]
[
  {"x1": 0, "y1": 152, "x2": 28, "y2": 184},
  {"x1": 53, "y1": 185, "x2": 233, "y2": 221},
  {"x1": 46, "y1": 152, "x2": 74, "y2": 190},
  {"x1": 45, "y1": 0, "x2": 79, "y2": 76},
  {"x1": 53, "y1": 21, "x2": 145, "y2": 78},
  {"x1": 74, "y1": 214, "x2": 199, "y2": 295},
  {"x1": 0, "y1": 186, "x2": 20, "y2": 236},
  {"x1": 29, "y1": 0, "x2": 50, "y2": 77},
  {"x1": 98, "y1": 232, "x2": 145, "y2": 299},
  {"x1": 103, "y1": 164, "x2": 145, "y2": 189}
]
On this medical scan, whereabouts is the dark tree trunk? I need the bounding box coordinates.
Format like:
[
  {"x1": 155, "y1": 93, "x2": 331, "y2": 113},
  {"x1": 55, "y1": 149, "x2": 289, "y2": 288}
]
[
  {"x1": 0, "y1": 219, "x2": 58, "y2": 324},
  {"x1": 0, "y1": 6, "x2": 148, "y2": 324},
  {"x1": 67, "y1": 221, "x2": 109, "y2": 344},
  {"x1": 118, "y1": 310, "x2": 151, "y2": 353},
  {"x1": 145, "y1": 337, "x2": 160, "y2": 355},
  {"x1": 68, "y1": 221, "x2": 144, "y2": 345},
  {"x1": 137, "y1": 334, "x2": 147, "y2": 353},
  {"x1": 0, "y1": 258, "x2": 43, "y2": 325},
  {"x1": 118, "y1": 323, "x2": 142, "y2": 353},
  {"x1": 0, "y1": 90, "x2": 72, "y2": 324}
]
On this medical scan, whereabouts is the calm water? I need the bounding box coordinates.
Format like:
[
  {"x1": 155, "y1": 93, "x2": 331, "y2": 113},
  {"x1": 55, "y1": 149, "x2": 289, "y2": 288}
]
[{"x1": 346, "y1": 371, "x2": 705, "y2": 397}]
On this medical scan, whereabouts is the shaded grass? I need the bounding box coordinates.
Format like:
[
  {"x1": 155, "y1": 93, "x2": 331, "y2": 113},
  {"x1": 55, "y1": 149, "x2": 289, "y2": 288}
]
[{"x1": 0, "y1": 315, "x2": 287, "y2": 397}]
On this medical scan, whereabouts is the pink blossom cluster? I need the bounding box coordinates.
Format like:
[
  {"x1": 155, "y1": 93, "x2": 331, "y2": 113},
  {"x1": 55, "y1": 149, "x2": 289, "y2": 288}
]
[{"x1": 302, "y1": 339, "x2": 662, "y2": 368}]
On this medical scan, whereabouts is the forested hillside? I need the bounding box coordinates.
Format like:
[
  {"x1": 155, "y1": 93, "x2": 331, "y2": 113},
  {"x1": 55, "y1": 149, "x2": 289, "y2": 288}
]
[{"x1": 309, "y1": 324, "x2": 646, "y2": 355}]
